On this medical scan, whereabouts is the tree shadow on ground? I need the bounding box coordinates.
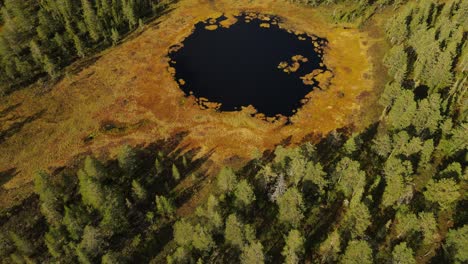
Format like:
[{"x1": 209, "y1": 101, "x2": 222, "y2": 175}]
[
  {"x1": 0, "y1": 168, "x2": 19, "y2": 188},
  {"x1": 0, "y1": 109, "x2": 46, "y2": 144}
]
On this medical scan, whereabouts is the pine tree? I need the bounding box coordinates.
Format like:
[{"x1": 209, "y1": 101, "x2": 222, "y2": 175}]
[
  {"x1": 191, "y1": 224, "x2": 213, "y2": 252},
  {"x1": 172, "y1": 163, "x2": 181, "y2": 181},
  {"x1": 118, "y1": 145, "x2": 139, "y2": 176},
  {"x1": 392, "y1": 242, "x2": 416, "y2": 264},
  {"x1": 383, "y1": 44, "x2": 408, "y2": 83},
  {"x1": 131, "y1": 180, "x2": 147, "y2": 201},
  {"x1": 78, "y1": 169, "x2": 106, "y2": 211},
  {"x1": 102, "y1": 251, "x2": 125, "y2": 264},
  {"x1": 240, "y1": 241, "x2": 264, "y2": 264},
  {"x1": 9, "y1": 232, "x2": 34, "y2": 256},
  {"x1": 282, "y1": 229, "x2": 304, "y2": 264},
  {"x1": 44, "y1": 226, "x2": 68, "y2": 258},
  {"x1": 155, "y1": 156, "x2": 164, "y2": 174},
  {"x1": 234, "y1": 180, "x2": 256, "y2": 207},
  {"x1": 122, "y1": 0, "x2": 137, "y2": 29},
  {"x1": 418, "y1": 212, "x2": 437, "y2": 246},
  {"x1": 216, "y1": 167, "x2": 237, "y2": 193},
  {"x1": 83, "y1": 156, "x2": 108, "y2": 181},
  {"x1": 81, "y1": 0, "x2": 103, "y2": 42},
  {"x1": 34, "y1": 171, "x2": 62, "y2": 225},
  {"x1": 303, "y1": 161, "x2": 328, "y2": 193},
  {"x1": 111, "y1": 28, "x2": 120, "y2": 45},
  {"x1": 333, "y1": 157, "x2": 366, "y2": 198},
  {"x1": 277, "y1": 187, "x2": 304, "y2": 227},
  {"x1": 100, "y1": 193, "x2": 129, "y2": 233},
  {"x1": 446, "y1": 225, "x2": 468, "y2": 264},
  {"x1": 77, "y1": 225, "x2": 108, "y2": 261},
  {"x1": 413, "y1": 93, "x2": 442, "y2": 134},
  {"x1": 342, "y1": 196, "x2": 371, "y2": 238},
  {"x1": 424, "y1": 178, "x2": 460, "y2": 210},
  {"x1": 394, "y1": 206, "x2": 420, "y2": 239},
  {"x1": 155, "y1": 195, "x2": 175, "y2": 218},
  {"x1": 224, "y1": 214, "x2": 244, "y2": 248},
  {"x1": 340, "y1": 240, "x2": 373, "y2": 264},
  {"x1": 63, "y1": 205, "x2": 90, "y2": 240},
  {"x1": 67, "y1": 24, "x2": 87, "y2": 58},
  {"x1": 387, "y1": 89, "x2": 416, "y2": 130},
  {"x1": 318, "y1": 230, "x2": 341, "y2": 262},
  {"x1": 173, "y1": 220, "x2": 194, "y2": 247}
]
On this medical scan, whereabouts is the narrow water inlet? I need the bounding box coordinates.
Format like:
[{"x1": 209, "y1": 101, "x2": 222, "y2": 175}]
[{"x1": 168, "y1": 13, "x2": 328, "y2": 117}]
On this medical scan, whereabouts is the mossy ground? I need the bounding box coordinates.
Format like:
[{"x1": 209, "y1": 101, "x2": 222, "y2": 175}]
[{"x1": 0, "y1": 0, "x2": 389, "y2": 212}]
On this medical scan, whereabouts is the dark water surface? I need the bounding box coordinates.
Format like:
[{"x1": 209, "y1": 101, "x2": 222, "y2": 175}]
[{"x1": 169, "y1": 15, "x2": 327, "y2": 117}]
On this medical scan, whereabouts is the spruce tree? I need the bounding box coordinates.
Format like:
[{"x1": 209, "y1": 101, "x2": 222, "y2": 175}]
[{"x1": 81, "y1": 0, "x2": 103, "y2": 42}]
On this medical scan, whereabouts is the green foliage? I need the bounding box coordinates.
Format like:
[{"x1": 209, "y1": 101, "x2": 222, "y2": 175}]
[
  {"x1": 9, "y1": 232, "x2": 34, "y2": 256},
  {"x1": 446, "y1": 225, "x2": 468, "y2": 264},
  {"x1": 78, "y1": 168, "x2": 106, "y2": 211},
  {"x1": 234, "y1": 180, "x2": 256, "y2": 207},
  {"x1": 155, "y1": 195, "x2": 175, "y2": 218},
  {"x1": 191, "y1": 224, "x2": 214, "y2": 252},
  {"x1": 437, "y1": 123, "x2": 468, "y2": 156},
  {"x1": 155, "y1": 157, "x2": 164, "y2": 174},
  {"x1": 372, "y1": 131, "x2": 392, "y2": 157},
  {"x1": 34, "y1": 171, "x2": 62, "y2": 225},
  {"x1": 102, "y1": 251, "x2": 125, "y2": 264},
  {"x1": 394, "y1": 207, "x2": 419, "y2": 239},
  {"x1": 118, "y1": 145, "x2": 140, "y2": 176},
  {"x1": 282, "y1": 229, "x2": 304, "y2": 264},
  {"x1": 318, "y1": 230, "x2": 341, "y2": 262},
  {"x1": 277, "y1": 187, "x2": 304, "y2": 227},
  {"x1": 111, "y1": 28, "x2": 120, "y2": 45},
  {"x1": 303, "y1": 161, "x2": 328, "y2": 193},
  {"x1": 173, "y1": 220, "x2": 194, "y2": 248},
  {"x1": 44, "y1": 226, "x2": 68, "y2": 258},
  {"x1": 386, "y1": 89, "x2": 417, "y2": 130},
  {"x1": 424, "y1": 178, "x2": 460, "y2": 210},
  {"x1": 440, "y1": 162, "x2": 463, "y2": 179},
  {"x1": 3, "y1": 1, "x2": 467, "y2": 263},
  {"x1": 340, "y1": 240, "x2": 373, "y2": 264},
  {"x1": 77, "y1": 225, "x2": 108, "y2": 262},
  {"x1": 172, "y1": 163, "x2": 181, "y2": 181},
  {"x1": 383, "y1": 44, "x2": 408, "y2": 83},
  {"x1": 224, "y1": 214, "x2": 245, "y2": 248},
  {"x1": 100, "y1": 193, "x2": 129, "y2": 233},
  {"x1": 131, "y1": 180, "x2": 147, "y2": 201},
  {"x1": 240, "y1": 241, "x2": 264, "y2": 264},
  {"x1": 381, "y1": 173, "x2": 411, "y2": 209},
  {"x1": 391, "y1": 242, "x2": 415, "y2": 264},
  {"x1": 195, "y1": 195, "x2": 223, "y2": 229},
  {"x1": 0, "y1": 0, "x2": 168, "y2": 94},
  {"x1": 63, "y1": 205, "x2": 89, "y2": 240},
  {"x1": 342, "y1": 196, "x2": 371, "y2": 238},
  {"x1": 334, "y1": 157, "x2": 366, "y2": 198},
  {"x1": 216, "y1": 167, "x2": 237, "y2": 193},
  {"x1": 81, "y1": 0, "x2": 102, "y2": 42},
  {"x1": 418, "y1": 212, "x2": 437, "y2": 245},
  {"x1": 83, "y1": 156, "x2": 108, "y2": 181},
  {"x1": 413, "y1": 93, "x2": 442, "y2": 134}
]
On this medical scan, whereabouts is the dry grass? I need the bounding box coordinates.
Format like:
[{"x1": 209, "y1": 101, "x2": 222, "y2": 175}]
[{"x1": 0, "y1": 0, "x2": 388, "y2": 211}]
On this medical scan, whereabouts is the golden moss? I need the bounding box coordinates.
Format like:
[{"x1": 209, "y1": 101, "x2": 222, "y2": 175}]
[{"x1": 205, "y1": 24, "x2": 219, "y2": 30}]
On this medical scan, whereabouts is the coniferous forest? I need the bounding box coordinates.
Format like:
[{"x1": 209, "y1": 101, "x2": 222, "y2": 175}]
[
  {"x1": 0, "y1": 0, "x2": 466, "y2": 263},
  {"x1": 0, "y1": 0, "x2": 169, "y2": 94}
]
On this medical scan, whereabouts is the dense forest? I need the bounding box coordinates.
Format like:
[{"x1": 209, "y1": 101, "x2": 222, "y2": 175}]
[
  {"x1": 0, "y1": 0, "x2": 169, "y2": 95},
  {"x1": 0, "y1": 0, "x2": 467, "y2": 263}
]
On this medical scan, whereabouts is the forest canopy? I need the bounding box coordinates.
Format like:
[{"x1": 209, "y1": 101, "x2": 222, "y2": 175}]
[{"x1": 0, "y1": 0, "x2": 466, "y2": 263}]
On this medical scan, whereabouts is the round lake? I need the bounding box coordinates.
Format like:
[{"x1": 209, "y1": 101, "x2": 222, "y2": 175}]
[{"x1": 169, "y1": 14, "x2": 327, "y2": 117}]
